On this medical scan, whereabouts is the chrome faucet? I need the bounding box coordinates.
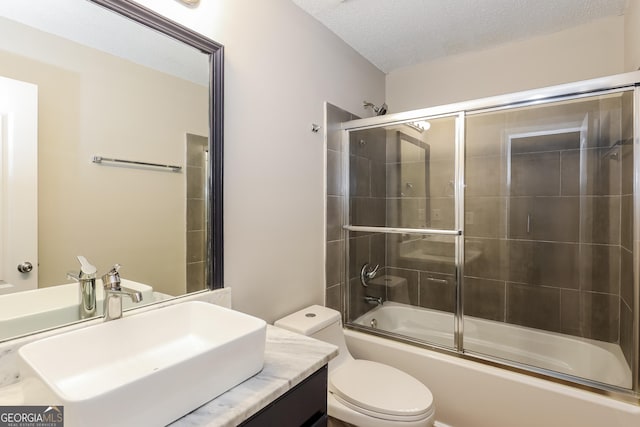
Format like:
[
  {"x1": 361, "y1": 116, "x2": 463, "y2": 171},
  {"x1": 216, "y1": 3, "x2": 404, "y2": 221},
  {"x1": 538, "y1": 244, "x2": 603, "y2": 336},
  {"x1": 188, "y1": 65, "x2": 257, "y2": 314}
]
[
  {"x1": 364, "y1": 295, "x2": 383, "y2": 306},
  {"x1": 101, "y1": 264, "x2": 142, "y2": 322},
  {"x1": 67, "y1": 256, "x2": 97, "y2": 319}
]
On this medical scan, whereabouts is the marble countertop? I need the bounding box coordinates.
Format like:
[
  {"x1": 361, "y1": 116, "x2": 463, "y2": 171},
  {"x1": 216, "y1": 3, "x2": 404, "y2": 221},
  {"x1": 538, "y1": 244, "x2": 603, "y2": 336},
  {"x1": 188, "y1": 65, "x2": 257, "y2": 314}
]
[
  {"x1": 169, "y1": 325, "x2": 338, "y2": 427},
  {"x1": 0, "y1": 291, "x2": 336, "y2": 427}
]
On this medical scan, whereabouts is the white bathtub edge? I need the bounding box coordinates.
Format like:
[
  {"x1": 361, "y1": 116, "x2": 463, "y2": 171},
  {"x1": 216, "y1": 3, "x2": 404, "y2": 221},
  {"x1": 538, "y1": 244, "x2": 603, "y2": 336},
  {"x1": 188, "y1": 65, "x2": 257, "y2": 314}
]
[{"x1": 345, "y1": 328, "x2": 640, "y2": 427}]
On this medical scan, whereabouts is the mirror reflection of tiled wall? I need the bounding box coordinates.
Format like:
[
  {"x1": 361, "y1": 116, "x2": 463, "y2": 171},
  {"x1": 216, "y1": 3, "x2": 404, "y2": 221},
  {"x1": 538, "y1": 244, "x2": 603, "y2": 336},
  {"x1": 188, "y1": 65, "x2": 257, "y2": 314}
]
[{"x1": 186, "y1": 133, "x2": 208, "y2": 293}]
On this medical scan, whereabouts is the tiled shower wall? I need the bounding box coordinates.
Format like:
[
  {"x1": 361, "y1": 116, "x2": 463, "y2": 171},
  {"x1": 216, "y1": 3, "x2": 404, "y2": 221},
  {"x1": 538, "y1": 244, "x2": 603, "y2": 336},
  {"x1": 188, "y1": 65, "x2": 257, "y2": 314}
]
[
  {"x1": 620, "y1": 92, "x2": 635, "y2": 367},
  {"x1": 326, "y1": 104, "x2": 387, "y2": 318},
  {"x1": 463, "y1": 94, "x2": 634, "y2": 360},
  {"x1": 325, "y1": 104, "x2": 355, "y2": 313}
]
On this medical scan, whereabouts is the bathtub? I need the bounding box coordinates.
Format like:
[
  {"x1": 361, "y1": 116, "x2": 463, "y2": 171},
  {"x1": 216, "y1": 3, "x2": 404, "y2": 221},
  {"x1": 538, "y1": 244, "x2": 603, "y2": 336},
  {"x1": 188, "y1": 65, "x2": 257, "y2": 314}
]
[{"x1": 347, "y1": 302, "x2": 640, "y2": 427}]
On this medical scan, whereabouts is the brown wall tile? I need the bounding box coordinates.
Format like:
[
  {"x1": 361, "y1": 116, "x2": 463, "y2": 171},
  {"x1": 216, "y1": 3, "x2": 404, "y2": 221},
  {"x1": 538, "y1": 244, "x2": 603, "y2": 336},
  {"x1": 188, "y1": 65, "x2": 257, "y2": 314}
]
[
  {"x1": 429, "y1": 158, "x2": 456, "y2": 198},
  {"x1": 560, "y1": 289, "x2": 580, "y2": 336},
  {"x1": 508, "y1": 197, "x2": 579, "y2": 242},
  {"x1": 621, "y1": 247, "x2": 634, "y2": 308},
  {"x1": 350, "y1": 155, "x2": 371, "y2": 197},
  {"x1": 507, "y1": 240, "x2": 579, "y2": 288},
  {"x1": 465, "y1": 155, "x2": 504, "y2": 197},
  {"x1": 510, "y1": 151, "x2": 560, "y2": 197},
  {"x1": 327, "y1": 149, "x2": 343, "y2": 196},
  {"x1": 419, "y1": 272, "x2": 455, "y2": 312},
  {"x1": 326, "y1": 240, "x2": 344, "y2": 287},
  {"x1": 348, "y1": 236, "x2": 371, "y2": 280},
  {"x1": 186, "y1": 230, "x2": 205, "y2": 263},
  {"x1": 621, "y1": 194, "x2": 633, "y2": 252},
  {"x1": 465, "y1": 197, "x2": 506, "y2": 238},
  {"x1": 579, "y1": 196, "x2": 620, "y2": 245},
  {"x1": 186, "y1": 198, "x2": 205, "y2": 231},
  {"x1": 506, "y1": 283, "x2": 561, "y2": 332},
  {"x1": 464, "y1": 238, "x2": 507, "y2": 281},
  {"x1": 463, "y1": 277, "x2": 505, "y2": 321},
  {"x1": 385, "y1": 268, "x2": 419, "y2": 305},
  {"x1": 326, "y1": 196, "x2": 344, "y2": 241},
  {"x1": 351, "y1": 197, "x2": 386, "y2": 226},
  {"x1": 577, "y1": 292, "x2": 619, "y2": 342},
  {"x1": 561, "y1": 148, "x2": 621, "y2": 196},
  {"x1": 578, "y1": 244, "x2": 620, "y2": 294},
  {"x1": 620, "y1": 299, "x2": 634, "y2": 368},
  {"x1": 326, "y1": 283, "x2": 343, "y2": 314},
  {"x1": 186, "y1": 262, "x2": 205, "y2": 294}
]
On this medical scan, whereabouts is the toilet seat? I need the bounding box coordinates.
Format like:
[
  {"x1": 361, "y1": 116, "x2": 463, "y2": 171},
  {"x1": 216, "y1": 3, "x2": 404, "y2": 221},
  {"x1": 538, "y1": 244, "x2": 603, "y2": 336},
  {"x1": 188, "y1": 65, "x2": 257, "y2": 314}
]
[{"x1": 329, "y1": 359, "x2": 434, "y2": 422}]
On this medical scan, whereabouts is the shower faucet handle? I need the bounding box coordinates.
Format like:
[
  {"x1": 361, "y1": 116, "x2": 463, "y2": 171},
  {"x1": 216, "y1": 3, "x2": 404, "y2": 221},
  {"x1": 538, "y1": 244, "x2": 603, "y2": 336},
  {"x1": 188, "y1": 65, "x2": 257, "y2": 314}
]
[{"x1": 360, "y1": 263, "x2": 380, "y2": 287}]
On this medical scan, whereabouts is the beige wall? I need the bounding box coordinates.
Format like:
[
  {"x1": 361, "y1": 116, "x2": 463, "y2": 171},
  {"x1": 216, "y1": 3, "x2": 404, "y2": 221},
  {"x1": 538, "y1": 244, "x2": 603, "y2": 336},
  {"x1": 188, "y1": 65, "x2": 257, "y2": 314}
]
[
  {"x1": 625, "y1": 0, "x2": 640, "y2": 71},
  {"x1": 134, "y1": 0, "x2": 385, "y2": 322},
  {"x1": 386, "y1": 16, "x2": 625, "y2": 112},
  {"x1": 0, "y1": 18, "x2": 208, "y2": 295}
]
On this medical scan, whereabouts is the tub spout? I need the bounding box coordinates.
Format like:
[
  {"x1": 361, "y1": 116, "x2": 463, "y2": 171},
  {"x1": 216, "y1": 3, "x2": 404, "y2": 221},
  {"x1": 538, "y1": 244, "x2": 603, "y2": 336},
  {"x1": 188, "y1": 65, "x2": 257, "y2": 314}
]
[{"x1": 364, "y1": 295, "x2": 383, "y2": 306}]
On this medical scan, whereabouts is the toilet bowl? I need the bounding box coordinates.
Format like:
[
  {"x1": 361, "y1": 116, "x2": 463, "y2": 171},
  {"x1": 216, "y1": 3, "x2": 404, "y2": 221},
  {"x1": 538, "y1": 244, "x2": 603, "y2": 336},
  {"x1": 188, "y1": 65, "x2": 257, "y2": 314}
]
[{"x1": 275, "y1": 305, "x2": 435, "y2": 427}]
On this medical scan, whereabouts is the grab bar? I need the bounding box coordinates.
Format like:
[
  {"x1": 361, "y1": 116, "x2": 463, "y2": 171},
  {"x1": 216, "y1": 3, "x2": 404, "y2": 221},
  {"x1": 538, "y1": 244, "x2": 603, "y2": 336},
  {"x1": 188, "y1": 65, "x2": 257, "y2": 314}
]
[
  {"x1": 343, "y1": 225, "x2": 461, "y2": 236},
  {"x1": 92, "y1": 156, "x2": 182, "y2": 172}
]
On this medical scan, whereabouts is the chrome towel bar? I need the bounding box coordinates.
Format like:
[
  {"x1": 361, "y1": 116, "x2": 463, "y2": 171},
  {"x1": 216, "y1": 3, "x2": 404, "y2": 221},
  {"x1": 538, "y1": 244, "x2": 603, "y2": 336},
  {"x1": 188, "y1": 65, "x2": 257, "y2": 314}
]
[{"x1": 92, "y1": 156, "x2": 182, "y2": 172}]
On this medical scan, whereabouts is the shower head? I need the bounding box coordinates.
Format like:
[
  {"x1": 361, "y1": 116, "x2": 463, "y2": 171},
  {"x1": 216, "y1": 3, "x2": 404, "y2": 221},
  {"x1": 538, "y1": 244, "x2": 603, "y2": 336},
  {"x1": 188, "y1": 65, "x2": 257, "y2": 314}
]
[{"x1": 363, "y1": 101, "x2": 388, "y2": 116}]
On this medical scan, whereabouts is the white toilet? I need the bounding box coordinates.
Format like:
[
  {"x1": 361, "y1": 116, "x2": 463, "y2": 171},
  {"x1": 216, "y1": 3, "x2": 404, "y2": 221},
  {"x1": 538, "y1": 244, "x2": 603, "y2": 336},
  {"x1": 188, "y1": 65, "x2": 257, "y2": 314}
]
[{"x1": 275, "y1": 305, "x2": 435, "y2": 427}]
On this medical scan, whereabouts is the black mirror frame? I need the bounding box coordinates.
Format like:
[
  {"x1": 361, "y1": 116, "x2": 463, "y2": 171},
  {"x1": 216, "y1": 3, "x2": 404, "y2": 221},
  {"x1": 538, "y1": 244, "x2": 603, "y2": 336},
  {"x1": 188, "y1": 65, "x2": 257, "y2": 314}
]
[{"x1": 89, "y1": 0, "x2": 224, "y2": 289}]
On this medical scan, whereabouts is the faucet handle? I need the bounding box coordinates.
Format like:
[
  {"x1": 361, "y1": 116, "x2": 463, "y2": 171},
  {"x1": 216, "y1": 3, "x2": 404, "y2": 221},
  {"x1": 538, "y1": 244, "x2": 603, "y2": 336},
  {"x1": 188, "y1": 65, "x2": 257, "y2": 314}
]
[
  {"x1": 76, "y1": 255, "x2": 97, "y2": 278},
  {"x1": 367, "y1": 264, "x2": 380, "y2": 278},
  {"x1": 102, "y1": 264, "x2": 122, "y2": 290},
  {"x1": 360, "y1": 263, "x2": 380, "y2": 287}
]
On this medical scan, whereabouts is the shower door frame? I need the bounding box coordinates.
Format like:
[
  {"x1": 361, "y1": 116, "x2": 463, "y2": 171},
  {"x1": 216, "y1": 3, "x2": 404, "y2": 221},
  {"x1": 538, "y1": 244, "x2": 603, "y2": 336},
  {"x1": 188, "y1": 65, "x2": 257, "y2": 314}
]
[
  {"x1": 339, "y1": 70, "x2": 640, "y2": 403},
  {"x1": 342, "y1": 112, "x2": 465, "y2": 352}
]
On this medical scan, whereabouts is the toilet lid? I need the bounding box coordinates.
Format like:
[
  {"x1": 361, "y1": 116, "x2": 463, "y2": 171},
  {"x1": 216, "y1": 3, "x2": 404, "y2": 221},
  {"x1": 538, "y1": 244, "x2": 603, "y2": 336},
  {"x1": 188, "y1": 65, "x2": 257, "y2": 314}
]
[{"x1": 329, "y1": 359, "x2": 434, "y2": 418}]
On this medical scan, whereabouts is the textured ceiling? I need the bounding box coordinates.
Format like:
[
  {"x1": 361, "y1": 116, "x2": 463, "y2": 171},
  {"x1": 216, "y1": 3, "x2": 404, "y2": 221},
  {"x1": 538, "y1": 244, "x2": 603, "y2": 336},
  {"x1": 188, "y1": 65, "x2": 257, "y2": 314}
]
[{"x1": 292, "y1": 0, "x2": 627, "y2": 73}]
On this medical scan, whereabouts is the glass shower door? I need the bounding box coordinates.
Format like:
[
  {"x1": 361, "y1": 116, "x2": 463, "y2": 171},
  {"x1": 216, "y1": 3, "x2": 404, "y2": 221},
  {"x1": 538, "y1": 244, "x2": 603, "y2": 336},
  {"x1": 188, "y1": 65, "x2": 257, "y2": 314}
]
[
  {"x1": 345, "y1": 114, "x2": 462, "y2": 350},
  {"x1": 464, "y1": 90, "x2": 635, "y2": 389}
]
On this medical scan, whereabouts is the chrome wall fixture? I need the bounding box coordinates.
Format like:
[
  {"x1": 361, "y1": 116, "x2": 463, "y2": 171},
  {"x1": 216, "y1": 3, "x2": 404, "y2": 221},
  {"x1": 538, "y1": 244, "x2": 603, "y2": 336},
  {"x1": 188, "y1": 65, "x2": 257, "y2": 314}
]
[
  {"x1": 92, "y1": 155, "x2": 182, "y2": 172},
  {"x1": 363, "y1": 101, "x2": 388, "y2": 116}
]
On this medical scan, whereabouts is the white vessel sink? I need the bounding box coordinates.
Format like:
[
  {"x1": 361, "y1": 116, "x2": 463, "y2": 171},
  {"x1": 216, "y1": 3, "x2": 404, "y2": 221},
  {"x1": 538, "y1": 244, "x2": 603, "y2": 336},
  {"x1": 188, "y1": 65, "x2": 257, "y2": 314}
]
[{"x1": 18, "y1": 301, "x2": 267, "y2": 427}]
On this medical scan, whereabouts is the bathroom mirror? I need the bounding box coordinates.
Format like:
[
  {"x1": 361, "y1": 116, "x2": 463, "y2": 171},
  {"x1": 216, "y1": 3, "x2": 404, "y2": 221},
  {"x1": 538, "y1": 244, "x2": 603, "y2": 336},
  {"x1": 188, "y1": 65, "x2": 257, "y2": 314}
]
[{"x1": 0, "y1": 0, "x2": 223, "y2": 341}]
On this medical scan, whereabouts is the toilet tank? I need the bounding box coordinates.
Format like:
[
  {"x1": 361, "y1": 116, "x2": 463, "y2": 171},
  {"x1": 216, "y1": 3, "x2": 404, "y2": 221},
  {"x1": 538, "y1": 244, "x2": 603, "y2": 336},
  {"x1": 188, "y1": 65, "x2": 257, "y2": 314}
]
[{"x1": 274, "y1": 305, "x2": 353, "y2": 369}]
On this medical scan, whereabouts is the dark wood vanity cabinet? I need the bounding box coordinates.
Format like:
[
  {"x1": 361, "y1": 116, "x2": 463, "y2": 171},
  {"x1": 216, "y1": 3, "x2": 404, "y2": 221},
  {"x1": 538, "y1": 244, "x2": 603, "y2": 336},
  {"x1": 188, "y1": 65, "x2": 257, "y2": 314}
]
[{"x1": 239, "y1": 365, "x2": 328, "y2": 427}]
